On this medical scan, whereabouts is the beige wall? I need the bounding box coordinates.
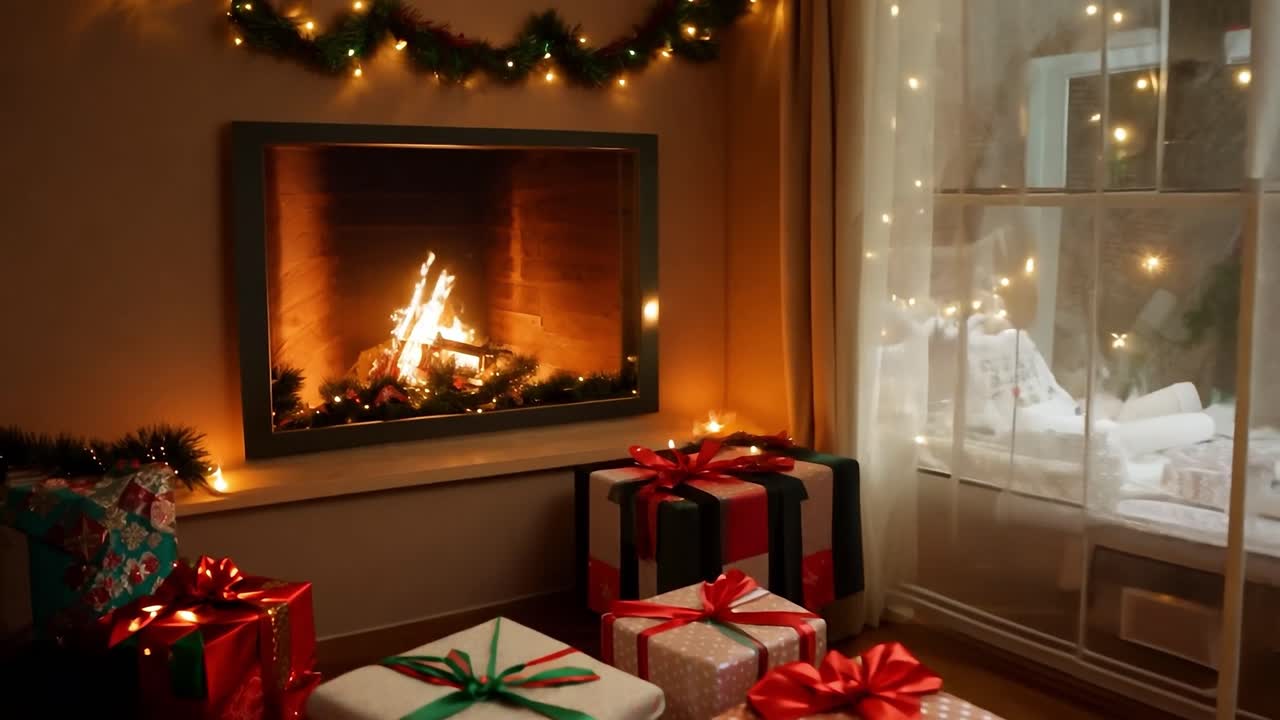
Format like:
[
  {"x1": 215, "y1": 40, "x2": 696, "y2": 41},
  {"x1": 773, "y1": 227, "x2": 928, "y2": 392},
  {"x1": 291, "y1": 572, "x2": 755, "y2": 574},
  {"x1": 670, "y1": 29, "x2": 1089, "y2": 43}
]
[
  {"x1": 0, "y1": 0, "x2": 728, "y2": 465},
  {"x1": 0, "y1": 0, "x2": 791, "y2": 639}
]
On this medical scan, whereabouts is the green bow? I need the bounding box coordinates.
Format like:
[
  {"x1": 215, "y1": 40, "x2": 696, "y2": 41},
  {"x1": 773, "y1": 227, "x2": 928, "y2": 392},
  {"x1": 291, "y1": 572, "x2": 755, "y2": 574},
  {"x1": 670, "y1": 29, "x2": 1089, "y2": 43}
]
[{"x1": 380, "y1": 618, "x2": 601, "y2": 720}]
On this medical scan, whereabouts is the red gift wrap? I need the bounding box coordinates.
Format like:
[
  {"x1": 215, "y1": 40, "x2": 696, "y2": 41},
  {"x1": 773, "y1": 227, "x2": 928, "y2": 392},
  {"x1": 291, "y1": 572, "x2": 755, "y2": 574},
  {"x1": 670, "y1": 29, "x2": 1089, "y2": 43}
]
[{"x1": 109, "y1": 556, "x2": 321, "y2": 720}]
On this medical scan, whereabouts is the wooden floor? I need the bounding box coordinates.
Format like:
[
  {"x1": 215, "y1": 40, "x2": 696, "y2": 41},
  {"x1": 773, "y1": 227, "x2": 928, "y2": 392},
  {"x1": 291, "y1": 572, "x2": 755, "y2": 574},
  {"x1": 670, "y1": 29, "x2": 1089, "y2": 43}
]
[{"x1": 317, "y1": 591, "x2": 1178, "y2": 720}]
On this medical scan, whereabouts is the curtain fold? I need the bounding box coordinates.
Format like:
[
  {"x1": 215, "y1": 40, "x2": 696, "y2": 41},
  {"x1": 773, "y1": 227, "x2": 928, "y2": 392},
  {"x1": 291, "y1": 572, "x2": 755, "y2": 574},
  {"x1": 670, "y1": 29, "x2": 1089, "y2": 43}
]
[{"x1": 780, "y1": 0, "x2": 907, "y2": 632}]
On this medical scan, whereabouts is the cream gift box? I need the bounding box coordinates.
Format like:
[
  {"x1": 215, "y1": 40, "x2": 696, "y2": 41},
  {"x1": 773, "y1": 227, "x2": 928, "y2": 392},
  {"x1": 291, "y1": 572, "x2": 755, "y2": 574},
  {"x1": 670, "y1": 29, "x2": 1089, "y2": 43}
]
[
  {"x1": 308, "y1": 617, "x2": 665, "y2": 720},
  {"x1": 603, "y1": 571, "x2": 827, "y2": 720}
]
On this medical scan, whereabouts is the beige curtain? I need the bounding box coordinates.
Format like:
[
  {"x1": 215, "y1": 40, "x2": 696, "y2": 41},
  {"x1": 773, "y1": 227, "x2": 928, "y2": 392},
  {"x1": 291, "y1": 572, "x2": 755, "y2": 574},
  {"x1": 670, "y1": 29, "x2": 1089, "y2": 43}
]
[{"x1": 779, "y1": 0, "x2": 860, "y2": 455}]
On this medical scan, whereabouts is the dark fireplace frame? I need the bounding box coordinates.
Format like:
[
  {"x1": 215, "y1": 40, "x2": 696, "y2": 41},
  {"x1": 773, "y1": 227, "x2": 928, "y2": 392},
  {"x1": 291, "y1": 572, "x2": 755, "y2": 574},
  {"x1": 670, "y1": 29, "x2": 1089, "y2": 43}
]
[{"x1": 231, "y1": 121, "x2": 658, "y2": 459}]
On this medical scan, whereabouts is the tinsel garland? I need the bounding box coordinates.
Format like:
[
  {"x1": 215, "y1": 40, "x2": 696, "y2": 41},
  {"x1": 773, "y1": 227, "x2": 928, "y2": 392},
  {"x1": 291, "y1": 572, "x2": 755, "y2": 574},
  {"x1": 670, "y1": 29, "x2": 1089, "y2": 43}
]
[
  {"x1": 0, "y1": 425, "x2": 212, "y2": 491},
  {"x1": 228, "y1": 0, "x2": 752, "y2": 86},
  {"x1": 272, "y1": 356, "x2": 638, "y2": 430}
]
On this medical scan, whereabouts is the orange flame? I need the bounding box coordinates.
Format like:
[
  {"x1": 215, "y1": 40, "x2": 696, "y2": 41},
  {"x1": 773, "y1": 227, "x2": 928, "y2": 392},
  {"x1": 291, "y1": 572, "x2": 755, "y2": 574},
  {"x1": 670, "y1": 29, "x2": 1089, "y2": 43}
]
[{"x1": 386, "y1": 252, "x2": 478, "y2": 384}]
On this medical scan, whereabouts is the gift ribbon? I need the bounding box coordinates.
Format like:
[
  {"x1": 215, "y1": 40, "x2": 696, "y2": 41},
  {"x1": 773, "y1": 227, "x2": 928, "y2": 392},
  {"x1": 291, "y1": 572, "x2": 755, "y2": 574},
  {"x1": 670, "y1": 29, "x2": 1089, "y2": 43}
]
[
  {"x1": 629, "y1": 439, "x2": 795, "y2": 560},
  {"x1": 601, "y1": 570, "x2": 818, "y2": 680},
  {"x1": 380, "y1": 618, "x2": 600, "y2": 720},
  {"x1": 106, "y1": 555, "x2": 260, "y2": 646},
  {"x1": 746, "y1": 643, "x2": 942, "y2": 720}
]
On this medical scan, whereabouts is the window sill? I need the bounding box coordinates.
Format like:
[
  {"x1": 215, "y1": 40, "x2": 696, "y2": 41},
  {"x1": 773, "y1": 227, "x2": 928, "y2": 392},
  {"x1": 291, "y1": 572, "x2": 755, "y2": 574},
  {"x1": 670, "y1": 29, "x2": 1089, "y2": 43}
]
[{"x1": 177, "y1": 413, "x2": 692, "y2": 517}]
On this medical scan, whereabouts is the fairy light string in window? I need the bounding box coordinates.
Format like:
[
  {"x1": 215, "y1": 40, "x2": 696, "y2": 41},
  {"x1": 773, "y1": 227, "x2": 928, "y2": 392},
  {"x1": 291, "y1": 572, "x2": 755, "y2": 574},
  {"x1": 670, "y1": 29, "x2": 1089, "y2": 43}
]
[{"x1": 226, "y1": 0, "x2": 754, "y2": 86}]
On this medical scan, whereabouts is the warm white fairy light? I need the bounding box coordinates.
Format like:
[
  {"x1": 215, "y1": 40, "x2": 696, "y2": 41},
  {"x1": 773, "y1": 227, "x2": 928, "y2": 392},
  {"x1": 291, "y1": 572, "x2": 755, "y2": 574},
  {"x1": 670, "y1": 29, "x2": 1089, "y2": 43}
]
[
  {"x1": 1237, "y1": 69, "x2": 1252, "y2": 86},
  {"x1": 234, "y1": 37, "x2": 243, "y2": 45},
  {"x1": 544, "y1": 51, "x2": 552, "y2": 59},
  {"x1": 1112, "y1": 10, "x2": 1124, "y2": 23},
  {"x1": 1142, "y1": 255, "x2": 1162, "y2": 273},
  {"x1": 579, "y1": 36, "x2": 588, "y2": 44},
  {"x1": 906, "y1": 76, "x2": 921, "y2": 90},
  {"x1": 1025, "y1": 257, "x2": 1036, "y2": 274},
  {"x1": 1111, "y1": 332, "x2": 1128, "y2": 349},
  {"x1": 352, "y1": 66, "x2": 363, "y2": 77},
  {"x1": 1135, "y1": 77, "x2": 1149, "y2": 90},
  {"x1": 914, "y1": 435, "x2": 927, "y2": 445},
  {"x1": 353, "y1": 0, "x2": 363, "y2": 9},
  {"x1": 1085, "y1": 3, "x2": 1098, "y2": 15},
  {"x1": 211, "y1": 466, "x2": 228, "y2": 493},
  {"x1": 545, "y1": 70, "x2": 555, "y2": 82},
  {"x1": 395, "y1": 40, "x2": 407, "y2": 51},
  {"x1": 643, "y1": 298, "x2": 660, "y2": 324},
  {"x1": 881, "y1": 212, "x2": 892, "y2": 224},
  {"x1": 908, "y1": 297, "x2": 917, "y2": 306},
  {"x1": 891, "y1": 4, "x2": 900, "y2": 16},
  {"x1": 668, "y1": 439, "x2": 676, "y2": 449},
  {"x1": 996, "y1": 309, "x2": 1008, "y2": 319},
  {"x1": 347, "y1": 48, "x2": 356, "y2": 57},
  {"x1": 972, "y1": 300, "x2": 982, "y2": 310},
  {"x1": 1112, "y1": 126, "x2": 1129, "y2": 143},
  {"x1": 617, "y1": 77, "x2": 627, "y2": 87},
  {"x1": 304, "y1": 20, "x2": 315, "y2": 31},
  {"x1": 661, "y1": 47, "x2": 672, "y2": 58},
  {"x1": 914, "y1": 179, "x2": 923, "y2": 188},
  {"x1": 685, "y1": 25, "x2": 698, "y2": 36},
  {"x1": 944, "y1": 305, "x2": 958, "y2": 316},
  {"x1": 1089, "y1": 112, "x2": 1101, "y2": 123},
  {"x1": 999, "y1": 276, "x2": 1011, "y2": 287}
]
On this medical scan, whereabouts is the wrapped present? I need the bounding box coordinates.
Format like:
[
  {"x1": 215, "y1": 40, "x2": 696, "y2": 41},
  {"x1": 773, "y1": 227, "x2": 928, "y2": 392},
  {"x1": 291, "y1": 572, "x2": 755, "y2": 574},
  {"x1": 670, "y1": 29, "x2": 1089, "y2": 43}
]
[
  {"x1": 0, "y1": 465, "x2": 179, "y2": 640},
  {"x1": 576, "y1": 436, "x2": 862, "y2": 614},
  {"x1": 107, "y1": 556, "x2": 320, "y2": 720},
  {"x1": 602, "y1": 570, "x2": 827, "y2": 720},
  {"x1": 713, "y1": 643, "x2": 1003, "y2": 720},
  {"x1": 308, "y1": 616, "x2": 665, "y2": 720}
]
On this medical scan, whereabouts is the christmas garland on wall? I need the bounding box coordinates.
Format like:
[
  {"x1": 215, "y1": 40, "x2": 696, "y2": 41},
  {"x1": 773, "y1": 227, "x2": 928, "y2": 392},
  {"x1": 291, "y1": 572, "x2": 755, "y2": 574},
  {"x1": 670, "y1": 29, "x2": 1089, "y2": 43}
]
[
  {"x1": 227, "y1": 0, "x2": 753, "y2": 85},
  {"x1": 0, "y1": 425, "x2": 213, "y2": 491}
]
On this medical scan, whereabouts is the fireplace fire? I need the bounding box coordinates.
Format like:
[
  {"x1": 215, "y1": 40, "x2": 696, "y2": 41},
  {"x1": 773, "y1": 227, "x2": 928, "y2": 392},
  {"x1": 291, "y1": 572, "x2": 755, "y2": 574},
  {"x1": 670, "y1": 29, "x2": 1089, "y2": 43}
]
[{"x1": 233, "y1": 123, "x2": 658, "y2": 458}]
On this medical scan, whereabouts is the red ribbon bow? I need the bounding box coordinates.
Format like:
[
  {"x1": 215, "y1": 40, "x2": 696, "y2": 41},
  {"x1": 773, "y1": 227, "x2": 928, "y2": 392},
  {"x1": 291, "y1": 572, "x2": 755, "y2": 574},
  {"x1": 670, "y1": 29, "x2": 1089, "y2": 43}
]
[
  {"x1": 746, "y1": 643, "x2": 943, "y2": 720},
  {"x1": 602, "y1": 570, "x2": 818, "y2": 680},
  {"x1": 106, "y1": 555, "x2": 259, "y2": 646},
  {"x1": 628, "y1": 439, "x2": 795, "y2": 559}
]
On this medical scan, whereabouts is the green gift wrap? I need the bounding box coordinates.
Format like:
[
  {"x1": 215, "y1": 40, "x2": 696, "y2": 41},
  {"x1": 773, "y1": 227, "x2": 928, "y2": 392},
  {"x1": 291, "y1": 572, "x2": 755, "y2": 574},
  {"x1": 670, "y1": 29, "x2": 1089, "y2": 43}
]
[{"x1": 0, "y1": 465, "x2": 179, "y2": 641}]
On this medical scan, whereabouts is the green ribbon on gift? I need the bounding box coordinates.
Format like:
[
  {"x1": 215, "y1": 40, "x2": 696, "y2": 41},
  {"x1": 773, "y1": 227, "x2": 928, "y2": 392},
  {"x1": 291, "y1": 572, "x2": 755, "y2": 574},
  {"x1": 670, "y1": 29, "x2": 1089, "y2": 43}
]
[{"x1": 379, "y1": 618, "x2": 600, "y2": 720}]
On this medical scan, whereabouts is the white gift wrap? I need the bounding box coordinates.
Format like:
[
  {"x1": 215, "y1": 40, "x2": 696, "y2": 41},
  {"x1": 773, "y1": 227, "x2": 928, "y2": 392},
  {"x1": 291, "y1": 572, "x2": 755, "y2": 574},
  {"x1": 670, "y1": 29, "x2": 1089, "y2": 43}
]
[
  {"x1": 308, "y1": 618, "x2": 665, "y2": 720},
  {"x1": 608, "y1": 585, "x2": 827, "y2": 720}
]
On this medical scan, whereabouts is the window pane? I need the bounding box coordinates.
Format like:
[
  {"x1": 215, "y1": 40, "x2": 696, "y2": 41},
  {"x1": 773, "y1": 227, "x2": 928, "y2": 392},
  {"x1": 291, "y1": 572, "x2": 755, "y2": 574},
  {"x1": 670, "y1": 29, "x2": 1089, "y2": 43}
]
[
  {"x1": 1240, "y1": 194, "x2": 1280, "y2": 719},
  {"x1": 1082, "y1": 204, "x2": 1243, "y2": 697}
]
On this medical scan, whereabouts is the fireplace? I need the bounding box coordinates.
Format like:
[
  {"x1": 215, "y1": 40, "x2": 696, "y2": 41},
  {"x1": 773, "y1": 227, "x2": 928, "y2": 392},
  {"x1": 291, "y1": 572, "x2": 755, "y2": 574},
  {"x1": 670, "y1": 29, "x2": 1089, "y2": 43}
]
[{"x1": 232, "y1": 123, "x2": 658, "y2": 459}]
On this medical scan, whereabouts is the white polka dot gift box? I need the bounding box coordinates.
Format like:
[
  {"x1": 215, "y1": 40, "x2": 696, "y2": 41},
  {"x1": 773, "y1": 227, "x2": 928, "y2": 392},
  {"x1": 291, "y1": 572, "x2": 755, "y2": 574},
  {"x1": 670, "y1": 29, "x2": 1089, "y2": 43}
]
[
  {"x1": 712, "y1": 643, "x2": 1004, "y2": 720},
  {"x1": 308, "y1": 617, "x2": 665, "y2": 720},
  {"x1": 602, "y1": 570, "x2": 828, "y2": 720}
]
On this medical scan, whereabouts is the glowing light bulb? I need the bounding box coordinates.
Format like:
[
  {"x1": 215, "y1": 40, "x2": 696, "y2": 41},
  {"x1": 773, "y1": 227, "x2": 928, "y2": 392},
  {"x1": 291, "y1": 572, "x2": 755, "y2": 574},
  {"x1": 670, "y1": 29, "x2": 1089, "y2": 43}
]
[
  {"x1": 661, "y1": 48, "x2": 672, "y2": 58},
  {"x1": 999, "y1": 277, "x2": 1011, "y2": 287},
  {"x1": 906, "y1": 76, "x2": 921, "y2": 90},
  {"x1": 243, "y1": 2, "x2": 252, "y2": 9},
  {"x1": 628, "y1": 49, "x2": 636, "y2": 56},
  {"x1": 944, "y1": 305, "x2": 958, "y2": 316},
  {"x1": 304, "y1": 20, "x2": 315, "y2": 31},
  {"x1": 914, "y1": 179, "x2": 923, "y2": 188},
  {"x1": 908, "y1": 297, "x2": 917, "y2": 306},
  {"x1": 996, "y1": 309, "x2": 1008, "y2": 319},
  {"x1": 643, "y1": 298, "x2": 659, "y2": 323},
  {"x1": 1237, "y1": 69, "x2": 1252, "y2": 86},
  {"x1": 175, "y1": 610, "x2": 199, "y2": 623},
  {"x1": 1112, "y1": 10, "x2": 1124, "y2": 23},
  {"x1": 972, "y1": 300, "x2": 982, "y2": 310},
  {"x1": 881, "y1": 213, "x2": 892, "y2": 224},
  {"x1": 914, "y1": 435, "x2": 927, "y2": 445},
  {"x1": 1142, "y1": 255, "x2": 1162, "y2": 273},
  {"x1": 353, "y1": 0, "x2": 363, "y2": 8},
  {"x1": 891, "y1": 4, "x2": 899, "y2": 16},
  {"x1": 706, "y1": 421, "x2": 723, "y2": 433},
  {"x1": 544, "y1": 51, "x2": 552, "y2": 59},
  {"x1": 749, "y1": 445, "x2": 761, "y2": 454},
  {"x1": 1089, "y1": 112, "x2": 1101, "y2": 123},
  {"x1": 686, "y1": 25, "x2": 698, "y2": 36},
  {"x1": 211, "y1": 467, "x2": 228, "y2": 493},
  {"x1": 506, "y1": 60, "x2": 515, "y2": 68},
  {"x1": 143, "y1": 648, "x2": 152, "y2": 656},
  {"x1": 1111, "y1": 332, "x2": 1128, "y2": 349},
  {"x1": 617, "y1": 77, "x2": 627, "y2": 87},
  {"x1": 668, "y1": 439, "x2": 676, "y2": 449},
  {"x1": 1112, "y1": 126, "x2": 1129, "y2": 143},
  {"x1": 333, "y1": 395, "x2": 342, "y2": 403},
  {"x1": 353, "y1": 66, "x2": 363, "y2": 77},
  {"x1": 545, "y1": 71, "x2": 555, "y2": 82},
  {"x1": 1085, "y1": 3, "x2": 1098, "y2": 15},
  {"x1": 579, "y1": 36, "x2": 587, "y2": 44},
  {"x1": 347, "y1": 48, "x2": 356, "y2": 57},
  {"x1": 395, "y1": 40, "x2": 407, "y2": 51},
  {"x1": 1135, "y1": 77, "x2": 1149, "y2": 90},
  {"x1": 1025, "y1": 257, "x2": 1036, "y2": 274},
  {"x1": 234, "y1": 37, "x2": 243, "y2": 46}
]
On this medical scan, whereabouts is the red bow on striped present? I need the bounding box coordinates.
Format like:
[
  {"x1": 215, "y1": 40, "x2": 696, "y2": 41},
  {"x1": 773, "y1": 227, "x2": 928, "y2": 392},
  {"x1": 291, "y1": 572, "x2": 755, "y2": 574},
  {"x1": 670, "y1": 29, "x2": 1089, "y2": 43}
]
[{"x1": 628, "y1": 439, "x2": 795, "y2": 559}]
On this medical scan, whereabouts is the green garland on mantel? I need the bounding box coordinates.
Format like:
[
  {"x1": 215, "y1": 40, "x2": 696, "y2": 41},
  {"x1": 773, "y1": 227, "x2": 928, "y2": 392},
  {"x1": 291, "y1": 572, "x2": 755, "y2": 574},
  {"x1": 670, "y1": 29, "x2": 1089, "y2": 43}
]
[{"x1": 228, "y1": 0, "x2": 753, "y2": 86}]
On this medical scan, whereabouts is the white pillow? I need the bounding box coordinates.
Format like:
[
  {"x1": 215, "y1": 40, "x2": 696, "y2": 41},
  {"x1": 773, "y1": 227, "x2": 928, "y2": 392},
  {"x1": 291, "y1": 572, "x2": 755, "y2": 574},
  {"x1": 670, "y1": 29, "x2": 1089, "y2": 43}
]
[{"x1": 967, "y1": 328, "x2": 1076, "y2": 431}]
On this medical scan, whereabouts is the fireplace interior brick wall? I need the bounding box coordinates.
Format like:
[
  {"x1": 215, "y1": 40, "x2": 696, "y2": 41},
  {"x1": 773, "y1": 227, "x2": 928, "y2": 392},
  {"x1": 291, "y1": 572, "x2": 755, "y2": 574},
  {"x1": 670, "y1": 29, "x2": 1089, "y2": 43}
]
[{"x1": 264, "y1": 145, "x2": 629, "y2": 407}]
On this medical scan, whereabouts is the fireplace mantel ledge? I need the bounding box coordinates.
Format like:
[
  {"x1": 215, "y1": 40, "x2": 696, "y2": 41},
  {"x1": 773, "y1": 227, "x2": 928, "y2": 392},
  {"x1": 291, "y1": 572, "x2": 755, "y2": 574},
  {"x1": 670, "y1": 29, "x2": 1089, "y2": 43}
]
[{"x1": 176, "y1": 414, "x2": 696, "y2": 517}]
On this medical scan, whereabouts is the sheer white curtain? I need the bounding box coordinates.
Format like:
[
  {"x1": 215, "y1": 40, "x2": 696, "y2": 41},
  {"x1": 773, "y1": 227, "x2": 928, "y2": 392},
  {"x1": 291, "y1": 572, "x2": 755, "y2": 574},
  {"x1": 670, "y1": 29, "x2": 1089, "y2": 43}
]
[{"x1": 851, "y1": 0, "x2": 948, "y2": 625}]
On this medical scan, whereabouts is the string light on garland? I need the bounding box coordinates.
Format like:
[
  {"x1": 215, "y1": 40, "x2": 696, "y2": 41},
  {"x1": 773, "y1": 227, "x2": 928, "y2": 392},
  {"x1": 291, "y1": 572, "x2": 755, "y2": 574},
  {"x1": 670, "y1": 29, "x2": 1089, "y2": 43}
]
[{"x1": 226, "y1": 0, "x2": 752, "y2": 87}]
